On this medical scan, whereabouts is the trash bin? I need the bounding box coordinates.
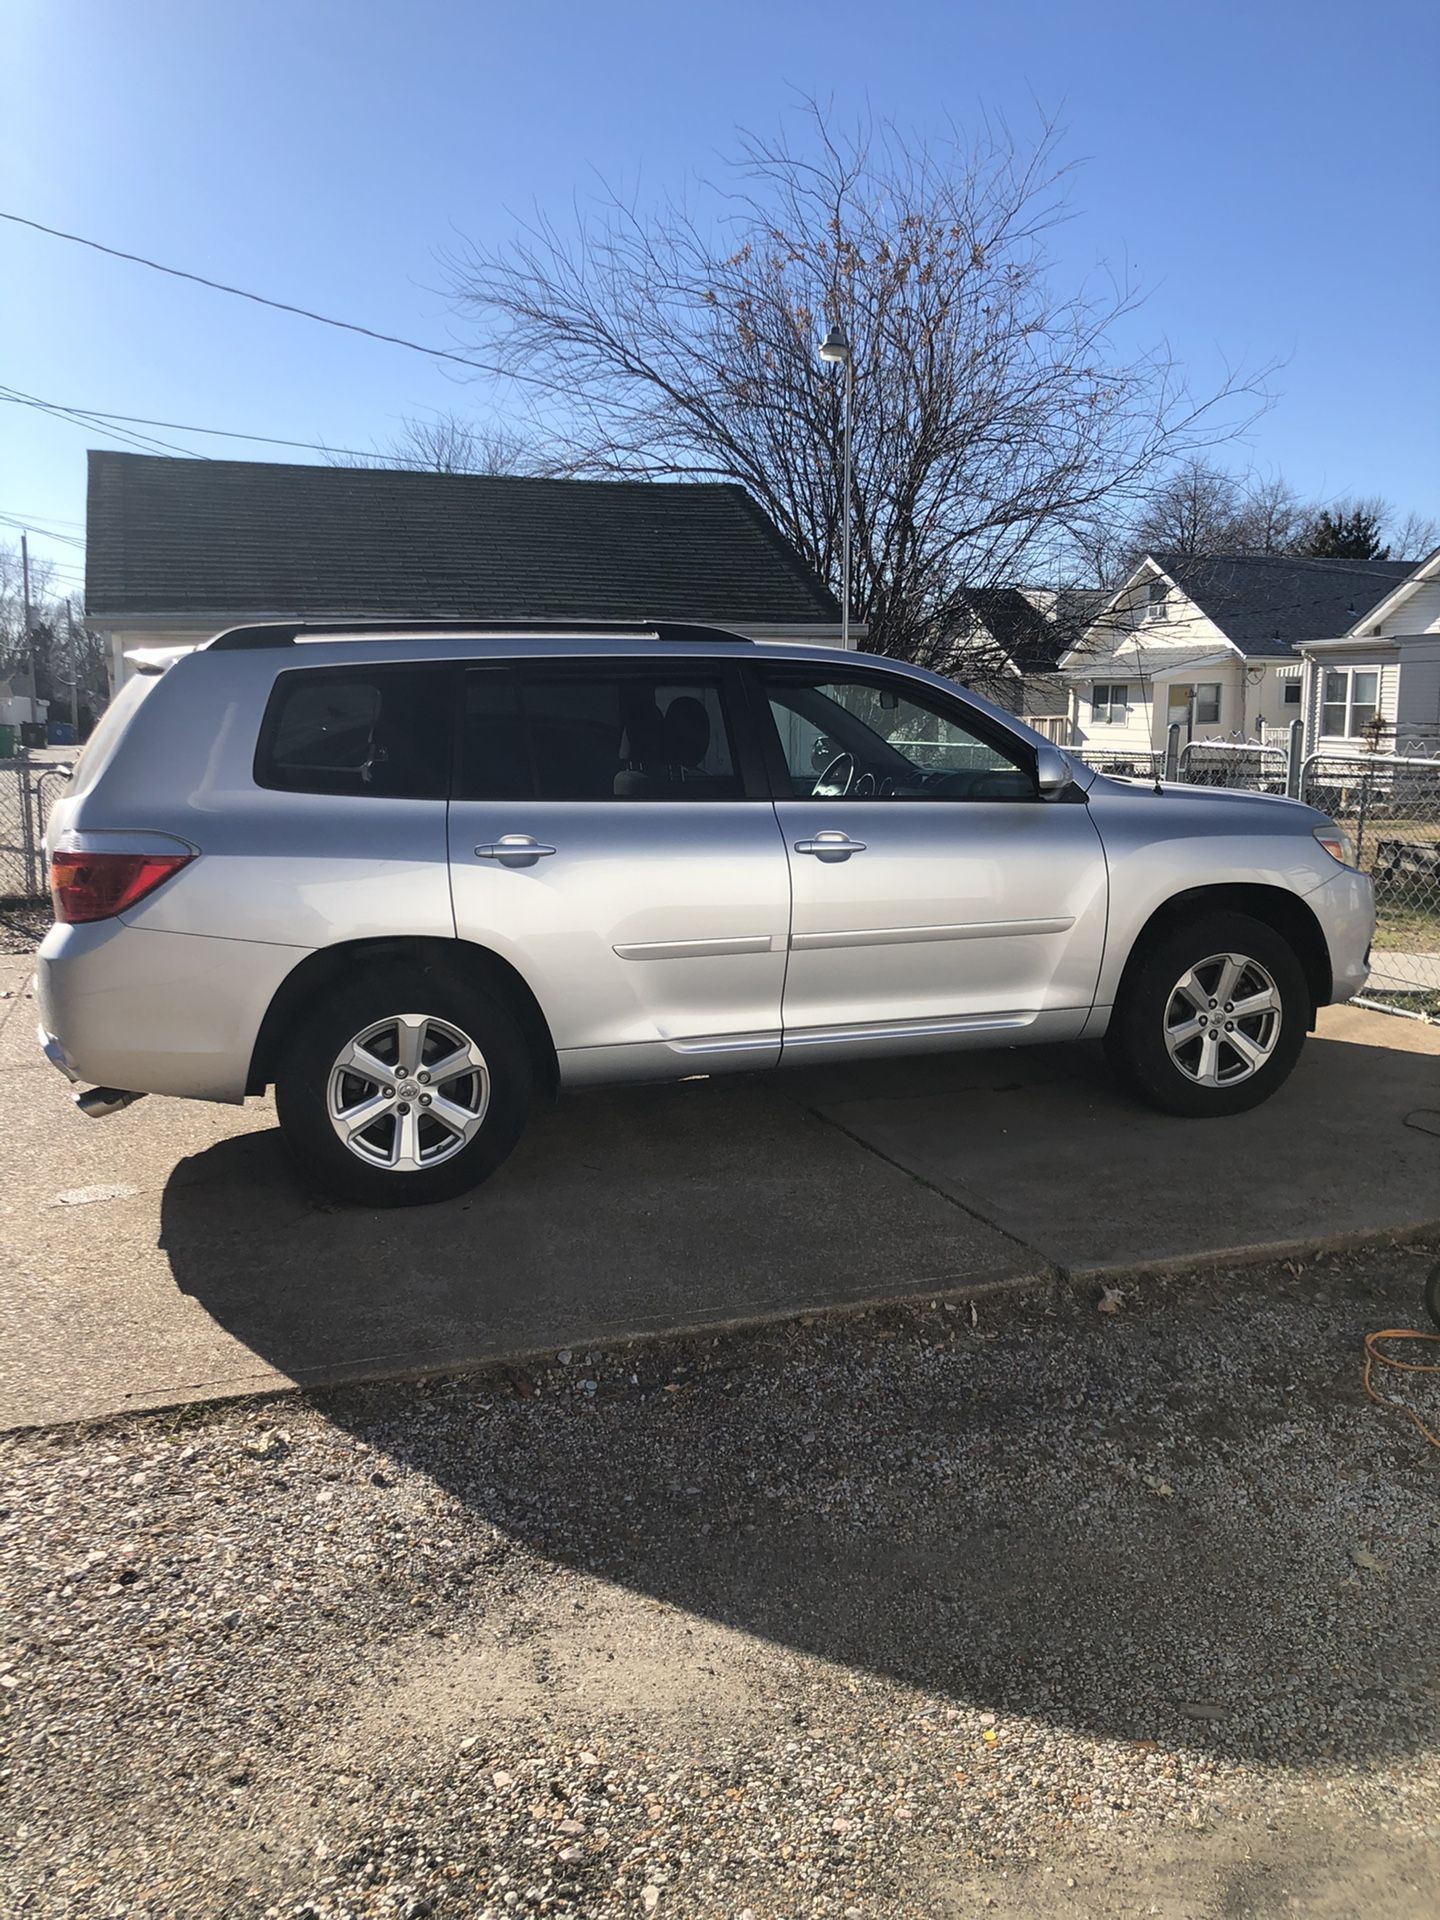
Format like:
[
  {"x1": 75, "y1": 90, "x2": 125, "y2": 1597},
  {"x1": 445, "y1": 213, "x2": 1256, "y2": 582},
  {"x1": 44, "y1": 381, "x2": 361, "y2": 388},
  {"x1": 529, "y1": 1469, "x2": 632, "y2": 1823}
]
[
  {"x1": 19, "y1": 721, "x2": 47, "y2": 750},
  {"x1": 0, "y1": 723, "x2": 16, "y2": 760},
  {"x1": 47, "y1": 720, "x2": 78, "y2": 747}
]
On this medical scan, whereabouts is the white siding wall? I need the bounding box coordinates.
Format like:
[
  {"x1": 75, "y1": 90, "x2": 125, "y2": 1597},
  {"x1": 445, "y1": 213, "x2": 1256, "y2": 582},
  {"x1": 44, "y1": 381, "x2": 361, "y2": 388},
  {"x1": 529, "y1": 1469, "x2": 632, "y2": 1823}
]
[
  {"x1": 1394, "y1": 637, "x2": 1440, "y2": 750},
  {"x1": 1245, "y1": 663, "x2": 1305, "y2": 736},
  {"x1": 1301, "y1": 645, "x2": 1400, "y2": 752},
  {"x1": 1065, "y1": 573, "x2": 1236, "y2": 751},
  {"x1": 1373, "y1": 578, "x2": 1440, "y2": 639},
  {"x1": 1069, "y1": 677, "x2": 1155, "y2": 753}
]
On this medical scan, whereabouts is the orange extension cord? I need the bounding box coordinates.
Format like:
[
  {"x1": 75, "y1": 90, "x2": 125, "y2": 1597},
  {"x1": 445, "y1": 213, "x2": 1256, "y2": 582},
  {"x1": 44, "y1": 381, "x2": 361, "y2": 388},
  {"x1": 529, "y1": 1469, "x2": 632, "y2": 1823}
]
[{"x1": 1363, "y1": 1328, "x2": 1440, "y2": 1451}]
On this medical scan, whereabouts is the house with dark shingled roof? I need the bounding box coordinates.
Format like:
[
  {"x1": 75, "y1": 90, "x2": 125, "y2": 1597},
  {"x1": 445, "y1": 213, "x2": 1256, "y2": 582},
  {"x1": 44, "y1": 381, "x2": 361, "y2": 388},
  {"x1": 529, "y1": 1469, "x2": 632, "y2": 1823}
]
[
  {"x1": 949, "y1": 585, "x2": 1105, "y2": 736},
  {"x1": 1055, "y1": 551, "x2": 1417, "y2": 756},
  {"x1": 1297, "y1": 544, "x2": 1440, "y2": 756},
  {"x1": 84, "y1": 452, "x2": 850, "y2": 690}
]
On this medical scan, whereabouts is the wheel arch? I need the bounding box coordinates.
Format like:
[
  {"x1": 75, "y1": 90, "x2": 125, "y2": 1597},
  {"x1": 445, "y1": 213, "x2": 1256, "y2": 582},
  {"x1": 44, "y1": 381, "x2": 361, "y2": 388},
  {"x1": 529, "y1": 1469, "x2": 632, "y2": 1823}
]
[
  {"x1": 247, "y1": 937, "x2": 559, "y2": 1097},
  {"x1": 1115, "y1": 884, "x2": 1332, "y2": 1025}
]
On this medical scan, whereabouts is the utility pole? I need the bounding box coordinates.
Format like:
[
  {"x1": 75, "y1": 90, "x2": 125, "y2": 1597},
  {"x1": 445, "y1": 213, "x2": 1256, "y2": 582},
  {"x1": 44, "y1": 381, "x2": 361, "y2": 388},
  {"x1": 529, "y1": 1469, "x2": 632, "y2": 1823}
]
[
  {"x1": 65, "y1": 599, "x2": 80, "y2": 731},
  {"x1": 20, "y1": 530, "x2": 39, "y2": 727}
]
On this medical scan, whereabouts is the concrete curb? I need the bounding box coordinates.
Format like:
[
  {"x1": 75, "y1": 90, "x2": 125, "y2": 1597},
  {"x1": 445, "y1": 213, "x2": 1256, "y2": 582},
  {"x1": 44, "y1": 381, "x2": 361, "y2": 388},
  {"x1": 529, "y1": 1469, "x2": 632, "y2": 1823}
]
[
  {"x1": 14, "y1": 1216, "x2": 1440, "y2": 1437},
  {"x1": 1060, "y1": 1217, "x2": 1440, "y2": 1291},
  {"x1": 1, "y1": 1265, "x2": 1059, "y2": 1436}
]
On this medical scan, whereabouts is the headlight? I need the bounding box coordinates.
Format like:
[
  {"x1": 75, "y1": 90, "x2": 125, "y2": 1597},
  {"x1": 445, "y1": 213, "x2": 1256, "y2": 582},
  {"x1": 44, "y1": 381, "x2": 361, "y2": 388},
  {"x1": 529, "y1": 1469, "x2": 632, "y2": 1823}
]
[{"x1": 1313, "y1": 825, "x2": 1356, "y2": 867}]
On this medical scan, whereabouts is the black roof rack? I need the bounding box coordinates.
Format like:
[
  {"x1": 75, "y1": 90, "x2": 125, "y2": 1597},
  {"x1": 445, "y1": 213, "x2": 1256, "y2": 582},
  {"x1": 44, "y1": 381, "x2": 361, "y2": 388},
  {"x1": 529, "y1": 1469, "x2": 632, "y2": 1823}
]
[{"x1": 207, "y1": 618, "x2": 755, "y2": 652}]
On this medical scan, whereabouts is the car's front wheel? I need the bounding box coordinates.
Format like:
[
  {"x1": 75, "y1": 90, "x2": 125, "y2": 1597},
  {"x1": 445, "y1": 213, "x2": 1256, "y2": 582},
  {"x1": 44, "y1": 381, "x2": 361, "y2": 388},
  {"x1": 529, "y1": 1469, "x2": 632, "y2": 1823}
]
[
  {"x1": 275, "y1": 963, "x2": 532, "y2": 1205},
  {"x1": 1104, "y1": 910, "x2": 1310, "y2": 1118}
]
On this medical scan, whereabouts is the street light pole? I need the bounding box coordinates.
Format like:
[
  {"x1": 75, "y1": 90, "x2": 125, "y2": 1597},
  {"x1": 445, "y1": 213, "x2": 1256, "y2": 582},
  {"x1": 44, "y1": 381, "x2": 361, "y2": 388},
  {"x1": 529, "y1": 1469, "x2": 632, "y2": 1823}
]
[{"x1": 818, "y1": 324, "x2": 854, "y2": 648}]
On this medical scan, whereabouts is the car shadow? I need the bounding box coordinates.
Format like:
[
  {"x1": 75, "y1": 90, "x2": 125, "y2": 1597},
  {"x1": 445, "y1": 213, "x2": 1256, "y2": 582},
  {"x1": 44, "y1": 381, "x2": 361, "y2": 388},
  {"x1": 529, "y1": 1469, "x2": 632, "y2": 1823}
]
[{"x1": 156, "y1": 1037, "x2": 1440, "y2": 1767}]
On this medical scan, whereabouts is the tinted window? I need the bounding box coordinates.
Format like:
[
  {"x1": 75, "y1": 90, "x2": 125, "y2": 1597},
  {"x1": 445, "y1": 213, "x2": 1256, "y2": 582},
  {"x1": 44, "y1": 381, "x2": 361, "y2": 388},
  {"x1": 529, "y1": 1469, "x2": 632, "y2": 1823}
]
[
  {"x1": 763, "y1": 672, "x2": 1033, "y2": 802},
  {"x1": 257, "y1": 668, "x2": 448, "y2": 798},
  {"x1": 459, "y1": 670, "x2": 742, "y2": 802},
  {"x1": 460, "y1": 672, "x2": 531, "y2": 799}
]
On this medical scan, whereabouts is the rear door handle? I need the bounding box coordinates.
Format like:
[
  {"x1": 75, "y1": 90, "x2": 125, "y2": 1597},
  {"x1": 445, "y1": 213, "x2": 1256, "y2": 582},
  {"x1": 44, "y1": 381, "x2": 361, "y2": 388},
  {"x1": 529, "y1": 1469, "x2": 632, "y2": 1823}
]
[
  {"x1": 794, "y1": 832, "x2": 867, "y2": 861},
  {"x1": 473, "y1": 835, "x2": 557, "y2": 867}
]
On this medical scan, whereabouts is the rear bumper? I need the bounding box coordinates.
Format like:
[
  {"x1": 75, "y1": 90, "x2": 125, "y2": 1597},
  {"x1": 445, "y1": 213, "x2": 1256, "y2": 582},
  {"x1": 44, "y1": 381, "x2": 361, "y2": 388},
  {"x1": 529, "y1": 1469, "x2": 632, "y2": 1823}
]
[
  {"x1": 35, "y1": 919, "x2": 306, "y2": 1104},
  {"x1": 38, "y1": 1023, "x2": 80, "y2": 1084}
]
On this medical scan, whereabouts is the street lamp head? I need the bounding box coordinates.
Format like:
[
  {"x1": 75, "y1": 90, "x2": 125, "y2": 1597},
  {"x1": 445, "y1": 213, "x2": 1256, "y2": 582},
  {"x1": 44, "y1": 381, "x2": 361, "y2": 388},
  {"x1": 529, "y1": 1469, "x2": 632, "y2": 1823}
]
[{"x1": 818, "y1": 323, "x2": 851, "y2": 366}]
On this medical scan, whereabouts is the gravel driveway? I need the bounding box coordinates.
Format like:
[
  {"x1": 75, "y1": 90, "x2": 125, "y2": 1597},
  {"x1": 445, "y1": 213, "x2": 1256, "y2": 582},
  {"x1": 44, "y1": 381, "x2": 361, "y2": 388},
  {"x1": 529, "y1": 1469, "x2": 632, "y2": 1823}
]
[{"x1": 4, "y1": 1245, "x2": 1439, "y2": 1919}]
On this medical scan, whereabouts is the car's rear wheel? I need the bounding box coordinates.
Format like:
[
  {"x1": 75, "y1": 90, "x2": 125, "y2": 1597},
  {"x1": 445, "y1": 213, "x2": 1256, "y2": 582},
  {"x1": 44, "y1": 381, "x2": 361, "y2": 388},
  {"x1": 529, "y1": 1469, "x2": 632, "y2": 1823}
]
[
  {"x1": 275, "y1": 963, "x2": 532, "y2": 1205},
  {"x1": 1104, "y1": 910, "x2": 1310, "y2": 1117}
]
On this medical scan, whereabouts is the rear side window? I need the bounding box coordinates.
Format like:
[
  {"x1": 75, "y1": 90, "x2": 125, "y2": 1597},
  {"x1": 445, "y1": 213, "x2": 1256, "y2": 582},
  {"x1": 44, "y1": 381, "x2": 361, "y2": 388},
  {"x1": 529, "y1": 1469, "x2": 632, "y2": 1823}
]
[
  {"x1": 64, "y1": 670, "x2": 162, "y2": 796},
  {"x1": 256, "y1": 668, "x2": 449, "y2": 798},
  {"x1": 458, "y1": 669, "x2": 742, "y2": 802}
]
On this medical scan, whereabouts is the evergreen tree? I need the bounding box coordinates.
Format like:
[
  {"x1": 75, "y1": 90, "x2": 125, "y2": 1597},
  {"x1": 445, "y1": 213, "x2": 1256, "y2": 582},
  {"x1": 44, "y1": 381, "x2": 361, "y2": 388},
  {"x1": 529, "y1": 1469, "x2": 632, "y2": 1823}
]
[{"x1": 1302, "y1": 507, "x2": 1390, "y2": 559}]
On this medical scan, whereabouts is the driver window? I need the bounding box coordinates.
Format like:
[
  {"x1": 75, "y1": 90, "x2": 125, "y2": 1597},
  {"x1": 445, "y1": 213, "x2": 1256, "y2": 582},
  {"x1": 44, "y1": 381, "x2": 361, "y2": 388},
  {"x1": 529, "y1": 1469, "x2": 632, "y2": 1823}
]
[{"x1": 764, "y1": 674, "x2": 1033, "y2": 802}]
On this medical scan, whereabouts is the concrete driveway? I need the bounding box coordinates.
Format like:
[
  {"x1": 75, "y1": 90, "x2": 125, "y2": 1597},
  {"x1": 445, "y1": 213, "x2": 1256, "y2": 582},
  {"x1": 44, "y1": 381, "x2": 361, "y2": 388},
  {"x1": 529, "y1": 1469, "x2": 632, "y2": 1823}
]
[{"x1": 3, "y1": 951, "x2": 1439, "y2": 1429}]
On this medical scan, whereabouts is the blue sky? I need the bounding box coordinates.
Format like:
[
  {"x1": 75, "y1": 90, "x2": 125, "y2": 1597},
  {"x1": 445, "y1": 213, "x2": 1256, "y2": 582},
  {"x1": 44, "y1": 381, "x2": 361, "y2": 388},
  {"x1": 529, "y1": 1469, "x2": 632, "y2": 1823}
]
[{"x1": 3, "y1": 0, "x2": 1437, "y2": 593}]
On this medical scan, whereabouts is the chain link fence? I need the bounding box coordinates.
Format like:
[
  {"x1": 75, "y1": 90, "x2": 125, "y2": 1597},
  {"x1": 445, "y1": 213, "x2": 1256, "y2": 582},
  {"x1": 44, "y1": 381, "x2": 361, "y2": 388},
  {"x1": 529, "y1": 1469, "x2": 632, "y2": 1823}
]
[
  {"x1": 0, "y1": 755, "x2": 68, "y2": 905},
  {"x1": 1177, "y1": 738, "x2": 1289, "y2": 793},
  {"x1": 1299, "y1": 752, "x2": 1440, "y2": 1013},
  {"x1": 1074, "y1": 727, "x2": 1440, "y2": 1015},
  {"x1": 1073, "y1": 746, "x2": 1163, "y2": 781}
]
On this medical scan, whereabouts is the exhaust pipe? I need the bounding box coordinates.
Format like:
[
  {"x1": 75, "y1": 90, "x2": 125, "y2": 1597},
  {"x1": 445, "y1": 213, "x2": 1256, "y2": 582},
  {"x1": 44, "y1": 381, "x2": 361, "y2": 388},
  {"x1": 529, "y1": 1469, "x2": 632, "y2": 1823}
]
[{"x1": 74, "y1": 1087, "x2": 146, "y2": 1120}]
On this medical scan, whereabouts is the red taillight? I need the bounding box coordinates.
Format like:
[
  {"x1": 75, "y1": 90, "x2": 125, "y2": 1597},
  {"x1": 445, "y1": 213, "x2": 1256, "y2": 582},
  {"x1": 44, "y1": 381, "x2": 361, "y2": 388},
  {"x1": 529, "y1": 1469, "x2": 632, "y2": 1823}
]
[{"x1": 50, "y1": 850, "x2": 193, "y2": 924}]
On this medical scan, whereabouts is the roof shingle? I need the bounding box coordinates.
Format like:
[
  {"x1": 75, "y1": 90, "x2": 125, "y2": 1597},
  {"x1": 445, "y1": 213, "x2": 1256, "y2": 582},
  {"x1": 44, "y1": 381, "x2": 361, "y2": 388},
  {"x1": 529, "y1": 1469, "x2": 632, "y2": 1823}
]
[
  {"x1": 1152, "y1": 552, "x2": 1415, "y2": 656},
  {"x1": 955, "y1": 586, "x2": 1107, "y2": 673},
  {"x1": 84, "y1": 453, "x2": 841, "y2": 626}
]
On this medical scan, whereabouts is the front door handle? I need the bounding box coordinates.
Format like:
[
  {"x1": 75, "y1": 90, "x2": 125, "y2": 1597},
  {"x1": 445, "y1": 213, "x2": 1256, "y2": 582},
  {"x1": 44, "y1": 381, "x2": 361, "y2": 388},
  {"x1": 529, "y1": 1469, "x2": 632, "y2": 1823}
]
[
  {"x1": 794, "y1": 831, "x2": 867, "y2": 861},
  {"x1": 473, "y1": 834, "x2": 558, "y2": 867}
]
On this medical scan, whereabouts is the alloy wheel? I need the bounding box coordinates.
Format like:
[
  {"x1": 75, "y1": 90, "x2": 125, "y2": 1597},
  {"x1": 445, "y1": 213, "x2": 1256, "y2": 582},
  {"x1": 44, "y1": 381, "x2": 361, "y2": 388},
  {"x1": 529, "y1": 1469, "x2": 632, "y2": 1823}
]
[
  {"x1": 1162, "y1": 953, "x2": 1282, "y2": 1089},
  {"x1": 326, "y1": 1013, "x2": 490, "y2": 1172}
]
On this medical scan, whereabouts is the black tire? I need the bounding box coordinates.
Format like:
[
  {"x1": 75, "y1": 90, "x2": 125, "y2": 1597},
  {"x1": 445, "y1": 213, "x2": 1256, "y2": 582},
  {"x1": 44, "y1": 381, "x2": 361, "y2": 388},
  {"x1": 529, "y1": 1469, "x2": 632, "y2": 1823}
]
[
  {"x1": 275, "y1": 961, "x2": 532, "y2": 1206},
  {"x1": 1103, "y1": 910, "x2": 1310, "y2": 1118}
]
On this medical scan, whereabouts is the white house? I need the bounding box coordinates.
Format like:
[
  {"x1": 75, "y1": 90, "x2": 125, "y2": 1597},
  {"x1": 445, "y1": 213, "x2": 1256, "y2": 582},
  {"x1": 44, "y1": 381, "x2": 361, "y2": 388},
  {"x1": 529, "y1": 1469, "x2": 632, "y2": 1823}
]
[
  {"x1": 1056, "y1": 553, "x2": 1414, "y2": 757},
  {"x1": 1298, "y1": 545, "x2": 1440, "y2": 755}
]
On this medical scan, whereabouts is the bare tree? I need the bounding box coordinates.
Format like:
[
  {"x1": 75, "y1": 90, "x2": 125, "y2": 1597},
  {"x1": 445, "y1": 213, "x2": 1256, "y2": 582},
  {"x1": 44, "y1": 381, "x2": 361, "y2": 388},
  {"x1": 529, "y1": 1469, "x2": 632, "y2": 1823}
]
[
  {"x1": 1387, "y1": 505, "x2": 1440, "y2": 559},
  {"x1": 1118, "y1": 463, "x2": 1436, "y2": 574},
  {"x1": 328, "y1": 411, "x2": 545, "y2": 476},
  {"x1": 0, "y1": 540, "x2": 106, "y2": 719},
  {"x1": 442, "y1": 105, "x2": 1268, "y2": 673},
  {"x1": 1233, "y1": 471, "x2": 1308, "y2": 554},
  {"x1": 1122, "y1": 460, "x2": 1309, "y2": 565},
  {"x1": 1128, "y1": 459, "x2": 1247, "y2": 559}
]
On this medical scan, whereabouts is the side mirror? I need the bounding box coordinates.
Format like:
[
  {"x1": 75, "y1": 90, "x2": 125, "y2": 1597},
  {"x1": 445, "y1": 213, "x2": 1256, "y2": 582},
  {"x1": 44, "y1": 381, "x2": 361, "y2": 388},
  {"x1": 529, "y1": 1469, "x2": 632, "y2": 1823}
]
[{"x1": 1035, "y1": 744, "x2": 1071, "y2": 800}]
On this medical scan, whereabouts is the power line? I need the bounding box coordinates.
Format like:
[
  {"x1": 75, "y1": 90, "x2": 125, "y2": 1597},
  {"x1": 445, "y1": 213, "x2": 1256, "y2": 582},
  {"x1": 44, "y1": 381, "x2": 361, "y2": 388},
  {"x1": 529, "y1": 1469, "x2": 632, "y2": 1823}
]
[
  {"x1": 0, "y1": 510, "x2": 86, "y2": 549},
  {"x1": 0, "y1": 385, "x2": 203, "y2": 459},
  {"x1": 0, "y1": 389, "x2": 380, "y2": 462},
  {"x1": 0, "y1": 504, "x2": 84, "y2": 529},
  {"x1": 0, "y1": 208, "x2": 497, "y2": 375}
]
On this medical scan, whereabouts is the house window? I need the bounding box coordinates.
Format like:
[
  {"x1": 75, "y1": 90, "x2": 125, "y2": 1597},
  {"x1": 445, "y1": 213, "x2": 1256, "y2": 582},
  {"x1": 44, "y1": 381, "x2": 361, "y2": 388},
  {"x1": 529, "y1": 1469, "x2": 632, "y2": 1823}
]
[
  {"x1": 1321, "y1": 668, "x2": 1380, "y2": 739},
  {"x1": 1282, "y1": 681, "x2": 1302, "y2": 707},
  {"x1": 1146, "y1": 579, "x2": 1169, "y2": 622},
  {"x1": 1091, "y1": 682, "x2": 1131, "y2": 724},
  {"x1": 1165, "y1": 682, "x2": 1221, "y2": 728}
]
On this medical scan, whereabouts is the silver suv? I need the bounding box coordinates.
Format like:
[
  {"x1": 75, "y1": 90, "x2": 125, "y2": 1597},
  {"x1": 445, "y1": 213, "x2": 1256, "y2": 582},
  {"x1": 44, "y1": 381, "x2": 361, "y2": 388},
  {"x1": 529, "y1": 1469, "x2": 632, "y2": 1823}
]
[{"x1": 37, "y1": 621, "x2": 1373, "y2": 1206}]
